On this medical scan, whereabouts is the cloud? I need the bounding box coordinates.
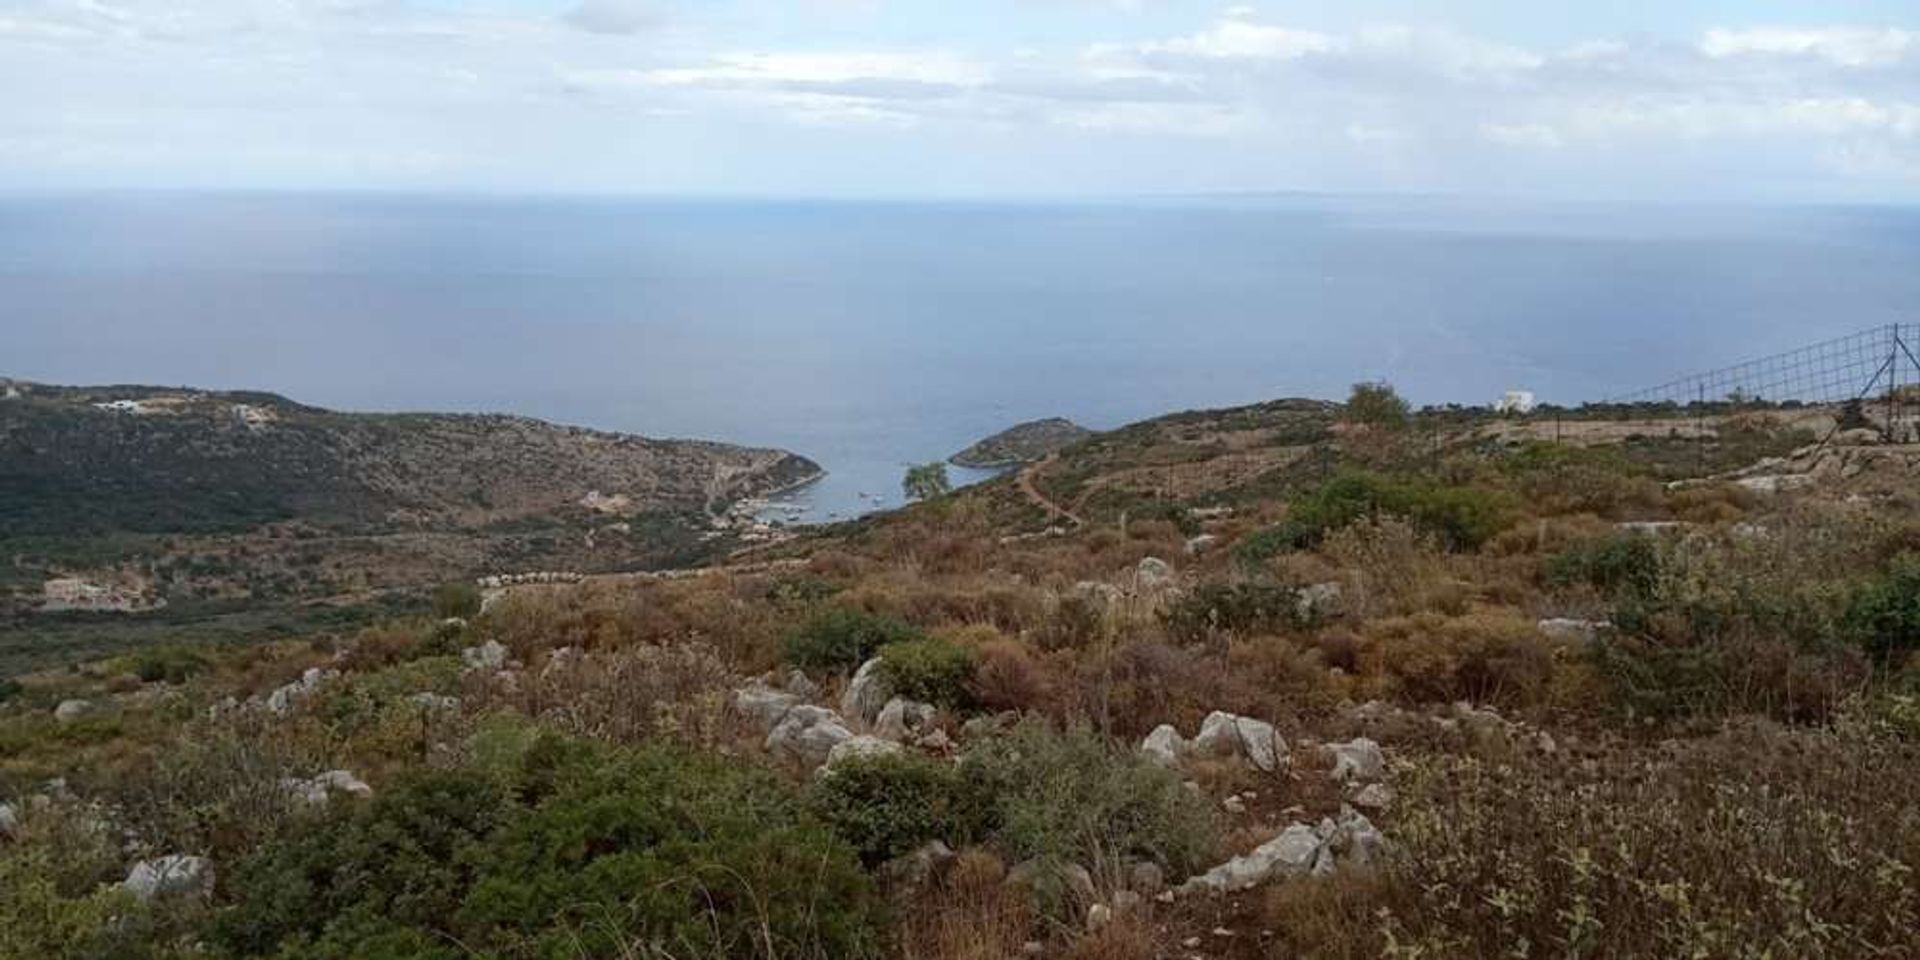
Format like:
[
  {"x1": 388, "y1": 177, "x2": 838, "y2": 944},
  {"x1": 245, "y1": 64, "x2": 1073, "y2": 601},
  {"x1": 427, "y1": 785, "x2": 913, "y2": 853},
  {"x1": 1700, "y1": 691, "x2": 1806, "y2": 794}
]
[
  {"x1": 1700, "y1": 27, "x2": 1916, "y2": 67},
  {"x1": 1, "y1": 2, "x2": 1917, "y2": 196},
  {"x1": 562, "y1": 0, "x2": 662, "y2": 36}
]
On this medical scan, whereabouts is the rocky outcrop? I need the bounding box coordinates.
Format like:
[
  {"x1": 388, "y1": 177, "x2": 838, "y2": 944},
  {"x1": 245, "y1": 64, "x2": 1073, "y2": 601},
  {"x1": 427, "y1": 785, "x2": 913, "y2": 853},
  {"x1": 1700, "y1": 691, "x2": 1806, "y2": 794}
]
[
  {"x1": 822, "y1": 735, "x2": 903, "y2": 771},
  {"x1": 266, "y1": 667, "x2": 337, "y2": 714},
  {"x1": 767, "y1": 705, "x2": 855, "y2": 768},
  {"x1": 1192, "y1": 712, "x2": 1289, "y2": 773},
  {"x1": 1180, "y1": 808, "x2": 1384, "y2": 894}
]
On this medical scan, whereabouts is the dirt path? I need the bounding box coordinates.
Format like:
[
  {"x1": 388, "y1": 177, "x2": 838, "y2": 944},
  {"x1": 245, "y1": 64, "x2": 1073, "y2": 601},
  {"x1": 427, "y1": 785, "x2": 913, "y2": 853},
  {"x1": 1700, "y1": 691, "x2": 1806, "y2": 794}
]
[{"x1": 1018, "y1": 455, "x2": 1083, "y2": 527}]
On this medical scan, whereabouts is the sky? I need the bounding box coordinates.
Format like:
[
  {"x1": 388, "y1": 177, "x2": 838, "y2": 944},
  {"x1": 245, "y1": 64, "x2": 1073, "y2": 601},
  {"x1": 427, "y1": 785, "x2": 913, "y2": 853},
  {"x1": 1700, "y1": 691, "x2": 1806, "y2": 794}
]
[{"x1": 1, "y1": 0, "x2": 1917, "y2": 199}]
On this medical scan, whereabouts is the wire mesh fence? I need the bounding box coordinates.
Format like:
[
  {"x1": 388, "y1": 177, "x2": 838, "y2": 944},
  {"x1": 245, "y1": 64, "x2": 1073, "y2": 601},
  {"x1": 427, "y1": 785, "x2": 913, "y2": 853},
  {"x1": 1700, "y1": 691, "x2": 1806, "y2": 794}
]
[{"x1": 1604, "y1": 325, "x2": 1920, "y2": 410}]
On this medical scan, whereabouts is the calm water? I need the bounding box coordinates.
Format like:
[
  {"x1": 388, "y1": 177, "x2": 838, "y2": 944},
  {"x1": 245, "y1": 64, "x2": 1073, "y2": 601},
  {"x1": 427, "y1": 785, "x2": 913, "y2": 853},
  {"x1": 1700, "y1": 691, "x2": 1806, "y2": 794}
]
[{"x1": 6, "y1": 193, "x2": 1920, "y2": 521}]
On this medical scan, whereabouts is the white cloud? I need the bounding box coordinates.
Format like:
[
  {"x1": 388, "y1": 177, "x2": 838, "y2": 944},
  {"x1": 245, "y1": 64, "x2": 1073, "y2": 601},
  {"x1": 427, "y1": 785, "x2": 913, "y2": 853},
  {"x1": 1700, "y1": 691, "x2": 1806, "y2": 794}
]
[
  {"x1": 1481, "y1": 122, "x2": 1563, "y2": 149},
  {"x1": 1139, "y1": 15, "x2": 1337, "y2": 60},
  {"x1": 1701, "y1": 27, "x2": 1917, "y2": 67}
]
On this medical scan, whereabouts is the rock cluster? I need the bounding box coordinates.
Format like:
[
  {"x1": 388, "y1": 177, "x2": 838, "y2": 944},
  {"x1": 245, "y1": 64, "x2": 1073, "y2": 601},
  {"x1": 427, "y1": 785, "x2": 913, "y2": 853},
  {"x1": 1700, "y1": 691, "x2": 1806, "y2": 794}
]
[
  {"x1": 1140, "y1": 711, "x2": 1288, "y2": 773},
  {"x1": 476, "y1": 571, "x2": 584, "y2": 589},
  {"x1": 1180, "y1": 807, "x2": 1384, "y2": 894}
]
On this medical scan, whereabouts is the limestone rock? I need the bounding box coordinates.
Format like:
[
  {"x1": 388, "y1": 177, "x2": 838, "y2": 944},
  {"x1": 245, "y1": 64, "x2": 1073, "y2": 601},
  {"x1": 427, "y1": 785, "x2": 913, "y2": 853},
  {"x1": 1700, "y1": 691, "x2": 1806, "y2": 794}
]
[
  {"x1": 822, "y1": 734, "x2": 903, "y2": 771},
  {"x1": 1136, "y1": 557, "x2": 1175, "y2": 590},
  {"x1": 124, "y1": 855, "x2": 214, "y2": 900},
  {"x1": 1538, "y1": 618, "x2": 1608, "y2": 643},
  {"x1": 1140, "y1": 724, "x2": 1188, "y2": 768},
  {"x1": 1181, "y1": 824, "x2": 1322, "y2": 893},
  {"x1": 1185, "y1": 534, "x2": 1218, "y2": 556},
  {"x1": 842, "y1": 658, "x2": 892, "y2": 726},
  {"x1": 462, "y1": 640, "x2": 509, "y2": 671},
  {"x1": 1193, "y1": 712, "x2": 1289, "y2": 773},
  {"x1": 768, "y1": 705, "x2": 854, "y2": 768},
  {"x1": 53, "y1": 699, "x2": 92, "y2": 723},
  {"x1": 1324, "y1": 738, "x2": 1385, "y2": 782},
  {"x1": 882, "y1": 840, "x2": 956, "y2": 888},
  {"x1": 874, "y1": 697, "x2": 937, "y2": 742},
  {"x1": 1296, "y1": 581, "x2": 1344, "y2": 622},
  {"x1": 734, "y1": 686, "x2": 801, "y2": 729}
]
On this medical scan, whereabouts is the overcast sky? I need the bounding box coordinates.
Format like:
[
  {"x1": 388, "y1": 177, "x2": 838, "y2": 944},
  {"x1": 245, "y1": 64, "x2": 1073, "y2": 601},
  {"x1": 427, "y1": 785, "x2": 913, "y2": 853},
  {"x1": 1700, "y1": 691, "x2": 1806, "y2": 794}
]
[{"x1": 2, "y1": 0, "x2": 1917, "y2": 199}]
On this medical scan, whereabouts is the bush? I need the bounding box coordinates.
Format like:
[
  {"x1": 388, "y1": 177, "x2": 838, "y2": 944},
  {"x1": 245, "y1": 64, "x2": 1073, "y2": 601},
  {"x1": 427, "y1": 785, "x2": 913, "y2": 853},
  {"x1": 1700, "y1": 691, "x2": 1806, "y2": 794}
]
[
  {"x1": 961, "y1": 720, "x2": 1217, "y2": 884},
  {"x1": 460, "y1": 745, "x2": 881, "y2": 959},
  {"x1": 1360, "y1": 612, "x2": 1558, "y2": 709},
  {"x1": 1239, "y1": 471, "x2": 1516, "y2": 560},
  {"x1": 1346, "y1": 381, "x2": 1409, "y2": 431},
  {"x1": 219, "y1": 735, "x2": 884, "y2": 960},
  {"x1": 215, "y1": 769, "x2": 511, "y2": 957},
  {"x1": 1548, "y1": 532, "x2": 1663, "y2": 601},
  {"x1": 784, "y1": 607, "x2": 924, "y2": 673},
  {"x1": 1161, "y1": 583, "x2": 1307, "y2": 643},
  {"x1": 1844, "y1": 553, "x2": 1920, "y2": 667},
  {"x1": 876, "y1": 635, "x2": 977, "y2": 708},
  {"x1": 810, "y1": 753, "x2": 993, "y2": 865},
  {"x1": 430, "y1": 581, "x2": 482, "y2": 621},
  {"x1": 120, "y1": 644, "x2": 210, "y2": 685}
]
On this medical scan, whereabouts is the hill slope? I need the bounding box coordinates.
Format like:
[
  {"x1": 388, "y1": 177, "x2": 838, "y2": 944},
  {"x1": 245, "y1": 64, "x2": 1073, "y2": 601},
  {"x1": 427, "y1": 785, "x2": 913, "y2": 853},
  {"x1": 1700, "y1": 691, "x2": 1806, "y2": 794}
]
[{"x1": 0, "y1": 381, "x2": 818, "y2": 664}]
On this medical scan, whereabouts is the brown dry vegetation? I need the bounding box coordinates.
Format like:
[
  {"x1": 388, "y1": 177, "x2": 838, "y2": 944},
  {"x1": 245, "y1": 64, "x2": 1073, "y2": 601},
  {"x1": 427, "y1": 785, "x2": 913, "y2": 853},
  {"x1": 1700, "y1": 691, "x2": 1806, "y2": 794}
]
[{"x1": 3, "y1": 399, "x2": 1918, "y2": 959}]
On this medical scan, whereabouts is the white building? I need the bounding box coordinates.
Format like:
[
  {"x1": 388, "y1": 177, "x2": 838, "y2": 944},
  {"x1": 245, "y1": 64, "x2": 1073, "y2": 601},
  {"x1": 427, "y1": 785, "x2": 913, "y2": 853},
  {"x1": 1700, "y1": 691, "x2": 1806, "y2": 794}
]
[{"x1": 1494, "y1": 390, "x2": 1537, "y2": 414}]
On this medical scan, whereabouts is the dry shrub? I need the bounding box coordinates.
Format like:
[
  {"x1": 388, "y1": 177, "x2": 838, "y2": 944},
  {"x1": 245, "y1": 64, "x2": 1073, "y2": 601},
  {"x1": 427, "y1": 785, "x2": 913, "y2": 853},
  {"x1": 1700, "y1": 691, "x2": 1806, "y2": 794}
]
[
  {"x1": 483, "y1": 579, "x2": 784, "y2": 670},
  {"x1": 1225, "y1": 638, "x2": 1344, "y2": 719},
  {"x1": 1322, "y1": 516, "x2": 1465, "y2": 617},
  {"x1": 900, "y1": 848, "x2": 1032, "y2": 960},
  {"x1": 1062, "y1": 914, "x2": 1156, "y2": 960},
  {"x1": 1373, "y1": 726, "x2": 1920, "y2": 956},
  {"x1": 1358, "y1": 611, "x2": 1558, "y2": 710},
  {"x1": 1260, "y1": 868, "x2": 1402, "y2": 960},
  {"x1": 467, "y1": 642, "x2": 740, "y2": 750},
  {"x1": 1077, "y1": 641, "x2": 1242, "y2": 738}
]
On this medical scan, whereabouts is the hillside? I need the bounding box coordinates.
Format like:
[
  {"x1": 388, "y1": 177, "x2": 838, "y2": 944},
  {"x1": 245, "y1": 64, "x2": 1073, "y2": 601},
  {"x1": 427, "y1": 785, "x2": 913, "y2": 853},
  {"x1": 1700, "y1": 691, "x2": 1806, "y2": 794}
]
[
  {"x1": 949, "y1": 417, "x2": 1093, "y2": 468},
  {"x1": 0, "y1": 381, "x2": 818, "y2": 669},
  {"x1": 2, "y1": 389, "x2": 1918, "y2": 960}
]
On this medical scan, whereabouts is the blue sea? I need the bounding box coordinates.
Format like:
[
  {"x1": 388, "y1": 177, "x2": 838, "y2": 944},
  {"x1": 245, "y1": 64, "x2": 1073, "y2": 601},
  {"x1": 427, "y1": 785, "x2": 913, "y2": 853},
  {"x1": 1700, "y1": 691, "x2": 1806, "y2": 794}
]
[{"x1": 5, "y1": 193, "x2": 1919, "y2": 521}]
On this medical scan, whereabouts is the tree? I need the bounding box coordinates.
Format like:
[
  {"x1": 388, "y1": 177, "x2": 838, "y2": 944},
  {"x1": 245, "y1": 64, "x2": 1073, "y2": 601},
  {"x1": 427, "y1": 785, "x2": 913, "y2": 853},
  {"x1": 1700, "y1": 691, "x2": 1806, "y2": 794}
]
[
  {"x1": 1346, "y1": 381, "x2": 1410, "y2": 431},
  {"x1": 902, "y1": 462, "x2": 951, "y2": 501}
]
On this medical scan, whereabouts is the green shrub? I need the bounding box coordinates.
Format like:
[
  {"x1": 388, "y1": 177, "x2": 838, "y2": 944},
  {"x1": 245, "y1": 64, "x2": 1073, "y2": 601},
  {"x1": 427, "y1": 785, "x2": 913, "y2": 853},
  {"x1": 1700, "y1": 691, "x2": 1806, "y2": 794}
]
[
  {"x1": 875, "y1": 635, "x2": 976, "y2": 708},
  {"x1": 1346, "y1": 381, "x2": 1410, "y2": 431},
  {"x1": 459, "y1": 745, "x2": 881, "y2": 959},
  {"x1": 120, "y1": 645, "x2": 210, "y2": 685},
  {"x1": 215, "y1": 769, "x2": 511, "y2": 957},
  {"x1": 809, "y1": 753, "x2": 993, "y2": 865},
  {"x1": 1844, "y1": 553, "x2": 1920, "y2": 666},
  {"x1": 218, "y1": 735, "x2": 883, "y2": 960},
  {"x1": 1239, "y1": 471, "x2": 1516, "y2": 560},
  {"x1": 1162, "y1": 583, "x2": 1308, "y2": 643},
  {"x1": 430, "y1": 581, "x2": 482, "y2": 621},
  {"x1": 961, "y1": 720, "x2": 1217, "y2": 882},
  {"x1": 1548, "y1": 532, "x2": 1663, "y2": 601},
  {"x1": 785, "y1": 607, "x2": 923, "y2": 673}
]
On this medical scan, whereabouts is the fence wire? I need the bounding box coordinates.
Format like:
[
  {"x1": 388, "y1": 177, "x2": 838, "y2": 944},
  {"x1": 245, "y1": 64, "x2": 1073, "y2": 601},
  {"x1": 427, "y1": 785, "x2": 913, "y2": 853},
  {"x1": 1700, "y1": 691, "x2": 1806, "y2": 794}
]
[{"x1": 1605, "y1": 324, "x2": 1920, "y2": 409}]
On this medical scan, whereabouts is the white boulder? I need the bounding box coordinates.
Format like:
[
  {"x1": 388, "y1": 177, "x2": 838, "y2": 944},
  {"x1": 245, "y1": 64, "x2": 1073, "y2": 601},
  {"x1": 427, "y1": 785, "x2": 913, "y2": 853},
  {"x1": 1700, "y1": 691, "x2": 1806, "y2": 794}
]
[
  {"x1": 874, "y1": 697, "x2": 937, "y2": 742},
  {"x1": 841, "y1": 658, "x2": 892, "y2": 726},
  {"x1": 461, "y1": 640, "x2": 509, "y2": 671},
  {"x1": 767, "y1": 705, "x2": 854, "y2": 768},
  {"x1": 1140, "y1": 724, "x2": 1188, "y2": 768},
  {"x1": 1324, "y1": 738, "x2": 1386, "y2": 782},
  {"x1": 734, "y1": 686, "x2": 801, "y2": 729},
  {"x1": 53, "y1": 699, "x2": 93, "y2": 723},
  {"x1": 823, "y1": 734, "x2": 903, "y2": 772},
  {"x1": 1136, "y1": 557, "x2": 1175, "y2": 590},
  {"x1": 1192, "y1": 712, "x2": 1289, "y2": 773},
  {"x1": 1181, "y1": 824, "x2": 1322, "y2": 893},
  {"x1": 124, "y1": 855, "x2": 214, "y2": 901}
]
